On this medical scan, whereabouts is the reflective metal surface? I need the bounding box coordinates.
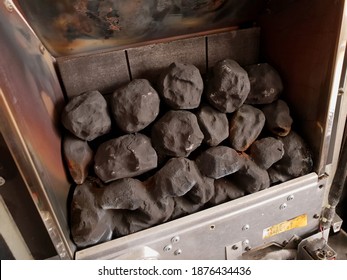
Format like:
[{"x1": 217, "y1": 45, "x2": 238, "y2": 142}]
[
  {"x1": 259, "y1": 0, "x2": 347, "y2": 176},
  {"x1": 76, "y1": 173, "x2": 323, "y2": 259},
  {"x1": 14, "y1": 0, "x2": 264, "y2": 56},
  {"x1": 0, "y1": 3, "x2": 74, "y2": 258}
]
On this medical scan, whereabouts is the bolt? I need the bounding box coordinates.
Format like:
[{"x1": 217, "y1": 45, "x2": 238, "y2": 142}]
[
  {"x1": 242, "y1": 224, "x2": 250, "y2": 231},
  {"x1": 327, "y1": 250, "x2": 334, "y2": 257},
  {"x1": 232, "y1": 245, "x2": 239, "y2": 250},
  {"x1": 245, "y1": 246, "x2": 251, "y2": 252},
  {"x1": 287, "y1": 195, "x2": 294, "y2": 201},
  {"x1": 313, "y1": 214, "x2": 320, "y2": 219},
  {"x1": 242, "y1": 240, "x2": 249, "y2": 246},
  {"x1": 4, "y1": 0, "x2": 14, "y2": 12},
  {"x1": 163, "y1": 244, "x2": 172, "y2": 252},
  {"x1": 0, "y1": 177, "x2": 5, "y2": 186},
  {"x1": 39, "y1": 44, "x2": 45, "y2": 54},
  {"x1": 174, "y1": 249, "x2": 182, "y2": 256},
  {"x1": 171, "y1": 236, "x2": 180, "y2": 244},
  {"x1": 279, "y1": 203, "x2": 287, "y2": 210}
]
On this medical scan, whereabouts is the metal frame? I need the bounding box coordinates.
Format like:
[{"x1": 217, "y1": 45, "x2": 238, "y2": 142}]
[
  {"x1": 0, "y1": 0, "x2": 346, "y2": 259},
  {"x1": 76, "y1": 173, "x2": 323, "y2": 259}
]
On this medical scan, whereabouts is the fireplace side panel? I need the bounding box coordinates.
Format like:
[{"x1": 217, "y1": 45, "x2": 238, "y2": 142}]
[
  {"x1": 259, "y1": 0, "x2": 347, "y2": 176},
  {"x1": 0, "y1": 4, "x2": 74, "y2": 258}
]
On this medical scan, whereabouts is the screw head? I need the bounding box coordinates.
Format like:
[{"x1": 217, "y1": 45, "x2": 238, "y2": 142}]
[
  {"x1": 313, "y1": 214, "x2": 320, "y2": 219},
  {"x1": 0, "y1": 177, "x2": 5, "y2": 186},
  {"x1": 171, "y1": 236, "x2": 180, "y2": 244},
  {"x1": 232, "y1": 245, "x2": 239, "y2": 250},
  {"x1": 4, "y1": 0, "x2": 14, "y2": 12},
  {"x1": 39, "y1": 44, "x2": 46, "y2": 54},
  {"x1": 242, "y1": 240, "x2": 249, "y2": 246},
  {"x1": 174, "y1": 249, "x2": 182, "y2": 256},
  {"x1": 245, "y1": 246, "x2": 251, "y2": 252},
  {"x1": 279, "y1": 203, "x2": 287, "y2": 210},
  {"x1": 242, "y1": 224, "x2": 250, "y2": 231},
  {"x1": 163, "y1": 244, "x2": 172, "y2": 252},
  {"x1": 287, "y1": 195, "x2": 294, "y2": 201}
]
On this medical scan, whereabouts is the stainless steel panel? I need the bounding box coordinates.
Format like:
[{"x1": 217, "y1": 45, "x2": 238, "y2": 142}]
[
  {"x1": 0, "y1": 4, "x2": 74, "y2": 258},
  {"x1": 14, "y1": 0, "x2": 264, "y2": 56},
  {"x1": 57, "y1": 50, "x2": 130, "y2": 99},
  {"x1": 76, "y1": 173, "x2": 323, "y2": 260}
]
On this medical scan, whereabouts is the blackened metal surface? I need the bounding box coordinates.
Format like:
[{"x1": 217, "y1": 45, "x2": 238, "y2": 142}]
[
  {"x1": 208, "y1": 28, "x2": 260, "y2": 67},
  {"x1": 57, "y1": 50, "x2": 130, "y2": 98},
  {"x1": 15, "y1": 0, "x2": 264, "y2": 56},
  {"x1": 127, "y1": 36, "x2": 205, "y2": 83},
  {"x1": 57, "y1": 28, "x2": 260, "y2": 98}
]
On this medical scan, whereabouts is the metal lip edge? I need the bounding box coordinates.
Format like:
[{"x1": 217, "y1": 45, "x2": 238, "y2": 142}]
[
  {"x1": 76, "y1": 172, "x2": 319, "y2": 259},
  {"x1": 56, "y1": 27, "x2": 261, "y2": 61}
]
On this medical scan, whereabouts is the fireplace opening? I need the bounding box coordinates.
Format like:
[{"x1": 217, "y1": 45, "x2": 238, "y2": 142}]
[{"x1": 61, "y1": 57, "x2": 313, "y2": 248}]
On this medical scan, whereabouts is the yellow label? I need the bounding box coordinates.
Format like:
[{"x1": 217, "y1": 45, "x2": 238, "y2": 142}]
[{"x1": 263, "y1": 214, "x2": 308, "y2": 239}]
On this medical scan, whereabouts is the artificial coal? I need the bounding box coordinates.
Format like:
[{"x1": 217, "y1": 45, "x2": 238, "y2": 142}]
[
  {"x1": 250, "y1": 137, "x2": 284, "y2": 170},
  {"x1": 63, "y1": 135, "x2": 93, "y2": 185},
  {"x1": 111, "y1": 79, "x2": 160, "y2": 133},
  {"x1": 197, "y1": 105, "x2": 229, "y2": 146},
  {"x1": 151, "y1": 110, "x2": 204, "y2": 157},
  {"x1": 61, "y1": 91, "x2": 111, "y2": 141},
  {"x1": 158, "y1": 62, "x2": 203, "y2": 109},
  {"x1": 229, "y1": 104, "x2": 265, "y2": 151},
  {"x1": 245, "y1": 63, "x2": 283, "y2": 105},
  {"x1": 262, "y1": 99, "x2": 293, "y2": 137},
  {"x1": 268, "y1": 131, "x2": 313, "y2": 184},
  {"x1": 70, "y1": 178, "x2": 114, "y2": 248},
  {"x1": 230, "y1": 154, "x2": 270, "y2": 194},
  {"x1": 172, "y1": 175, "x2": 215, "y2": 219},
  {"x1": 195, "y1": 146, "x2": 243, "y2": 179},
  {"x1": 94, "y1": 133, "x2": 158, "y2": 183},
  {"x1": 206, "y1": 59, "x2": 250, "y2": 113},
  {"x1": 152, "y1": 157, "x2": 201, "y2": 198},
  {"x1": 209, "y1": 177, "x2": 246, "y2": 205},
  {"x1": 99, "y1": 177, "x2": 170, "y2": 236}
]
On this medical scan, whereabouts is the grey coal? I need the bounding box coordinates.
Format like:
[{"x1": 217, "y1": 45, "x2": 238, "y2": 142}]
[
  {"x1": 245, "y1": 63, "x2": 283, "y2": 105},
  {"x1": 94, "y1": 133, "x2": 158, "y2": 183},
  {"x1": 63, "y1": 135, "x2": 93, "y2": 185},
  {"x1": 65, "y1": 58, "x2": 314, "y2": 248},
  {"x1": 197, "y1": 105, "x2": 229, "y2": 146},
  {"x1": 229, "y1": 104, "x2": 265, "y2": 151},
  {"x1": 206, "y1": 59, "x2": 250, "y2": 113},
  {"x1": 195, "y1": 146, "x2": 243, "y2": 179},
  {"x1": 151, "y1": 110, "x2": 204, "y2": 157},
  {"x1": 262, "y1": 99, "x2": 293, "y2": 137},
  {"x1": 61, "y1": 91, "x2": 111, "y2": 141},
  {"x1": 250, "y1": 137, "x2": 284, "y2": 170},
  {"x1": 111, "y1": 79, "x2": 160, "y2": 133},
  {"x1": 268, "y1": 131, "x2": 313, "y2": 184},
  {"x1": 158, "y1": 62, "x2": 203, "y2": 109}
]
